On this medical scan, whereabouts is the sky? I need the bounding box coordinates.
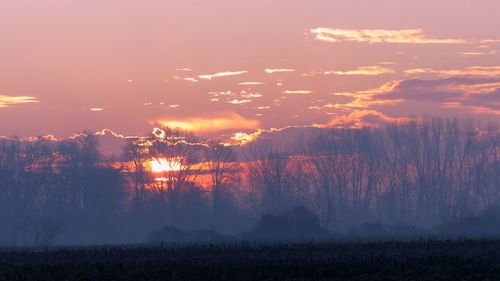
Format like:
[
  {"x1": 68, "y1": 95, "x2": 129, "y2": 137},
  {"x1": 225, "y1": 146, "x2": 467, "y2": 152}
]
[{"x1": 1, "y1": 0, "x2": 499, "y2": 142}]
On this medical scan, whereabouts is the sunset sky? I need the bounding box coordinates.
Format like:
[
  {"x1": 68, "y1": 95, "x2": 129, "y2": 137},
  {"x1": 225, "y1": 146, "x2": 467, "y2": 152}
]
[{"x1": 1, "y1": 0, "x2": 499, "y2": 141}]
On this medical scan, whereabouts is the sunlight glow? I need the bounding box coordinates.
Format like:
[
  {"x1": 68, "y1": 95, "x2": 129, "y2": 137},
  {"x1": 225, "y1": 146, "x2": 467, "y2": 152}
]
[
  {"x1": 150, "y1": 158, "x2": 182, "y2": 173},
  {"x1": 0, "y1": 95, "x2": 39, "y2": 108}
]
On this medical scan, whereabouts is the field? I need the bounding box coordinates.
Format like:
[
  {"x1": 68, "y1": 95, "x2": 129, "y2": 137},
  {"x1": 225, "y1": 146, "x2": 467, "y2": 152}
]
[{"x1": 2, "y1": 240, "x2": 500, "y2": 280}]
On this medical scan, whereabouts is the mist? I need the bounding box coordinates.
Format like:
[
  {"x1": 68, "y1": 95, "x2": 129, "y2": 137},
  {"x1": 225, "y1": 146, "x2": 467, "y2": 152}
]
[{"x1": 0, "y1": 117, "x2": 498, "y2": 247}]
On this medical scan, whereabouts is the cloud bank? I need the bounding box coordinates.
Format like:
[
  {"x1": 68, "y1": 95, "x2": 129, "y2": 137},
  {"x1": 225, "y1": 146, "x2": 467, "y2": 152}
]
[
  {"x1": 310, "y1": 28, "x2": 466, "y2": 44},
  {"x1": 154, "y1": 112, "x2": 260, "y2": 133}
]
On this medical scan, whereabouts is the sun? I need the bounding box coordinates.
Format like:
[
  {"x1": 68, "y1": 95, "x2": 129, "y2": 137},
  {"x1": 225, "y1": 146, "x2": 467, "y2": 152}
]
[{"x1": 150, "y1": 158, "x2": 182, "y2": 173}]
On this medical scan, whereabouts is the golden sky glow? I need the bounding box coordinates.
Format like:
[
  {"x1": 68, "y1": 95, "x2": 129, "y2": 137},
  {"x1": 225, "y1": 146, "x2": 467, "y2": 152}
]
[
  {"x1": 405, "y1": 66, "x2": 500, "y2": 77},
  {"x1": 155, "y1": 112, "x2": 260, "y2": 134},
  {"x1": 150, "y1": 158, "x2": 182, "y2": 173},
  {"x1": 0, "y1": 95, "x2": 39, "y2": 108},
  {"x1": 0, "y1": 0, "x2": 499, "y2": 140},
  {"x1": 310, "y1": 28, "x2": 467, "y2": 44}
]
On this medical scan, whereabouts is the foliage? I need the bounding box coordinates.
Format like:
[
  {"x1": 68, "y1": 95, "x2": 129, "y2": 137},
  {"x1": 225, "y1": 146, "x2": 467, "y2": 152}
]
[
  {"x1": 243, "y1": 207, "x2": 331, "y2": 241},
  {"x1": 0, "y1": 118, "x2": 499, "y2": 245}
]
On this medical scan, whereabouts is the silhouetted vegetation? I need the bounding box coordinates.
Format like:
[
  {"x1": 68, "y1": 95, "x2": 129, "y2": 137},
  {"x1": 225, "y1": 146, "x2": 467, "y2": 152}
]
[
  {"x1": 3, "y1": 240, "x2": 500, "y2": 280},
  {"x1": 0, "y1": 118, "x2": 498, "y2": 246},
  {"x1": 243, "y1": 207, "x2": 330, "y2": 241}
]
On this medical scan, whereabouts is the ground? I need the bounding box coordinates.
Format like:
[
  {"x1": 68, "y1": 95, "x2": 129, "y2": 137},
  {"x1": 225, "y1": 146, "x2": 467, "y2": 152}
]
[{"x1": 1, "y1": 240, "x2": 500, "y2": 280}]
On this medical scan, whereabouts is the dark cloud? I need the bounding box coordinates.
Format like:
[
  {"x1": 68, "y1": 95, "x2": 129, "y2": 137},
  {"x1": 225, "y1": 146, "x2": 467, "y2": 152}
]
[{"x1": 371, "y1": 77, "x2": 500, "y2": 115}]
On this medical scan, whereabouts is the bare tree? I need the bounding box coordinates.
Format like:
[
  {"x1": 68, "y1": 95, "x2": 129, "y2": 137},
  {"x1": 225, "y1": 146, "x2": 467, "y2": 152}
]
[
  {"x1": 123, "y1": 139, "x2": 150, "y2": 211},
  {"x1": 204, "y1": 141, "x2": 241, "y2": 212},
  {"x1": 247, "y1": 140, "x2": 308, "y2": 214}
]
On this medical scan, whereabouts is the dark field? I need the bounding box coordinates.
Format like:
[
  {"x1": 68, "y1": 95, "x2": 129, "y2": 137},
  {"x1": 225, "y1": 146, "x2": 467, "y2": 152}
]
[{"x1": 2, "y1": 240, "x2": 500, "y2": 281}]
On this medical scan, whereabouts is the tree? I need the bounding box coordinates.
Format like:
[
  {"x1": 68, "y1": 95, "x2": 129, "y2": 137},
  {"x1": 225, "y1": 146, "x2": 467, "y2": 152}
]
[
  {"x1": 205, "y1": 141, "x2": 240, "y2": 212},
  {"x1": 247, "y1": 140, "x2": 308, "y2": 214}
]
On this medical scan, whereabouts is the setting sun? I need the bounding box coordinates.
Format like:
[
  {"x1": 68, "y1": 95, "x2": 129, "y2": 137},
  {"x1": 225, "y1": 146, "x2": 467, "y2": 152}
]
[{"x1": 149, "y1": 158, "x2": 182, "y2": 173}]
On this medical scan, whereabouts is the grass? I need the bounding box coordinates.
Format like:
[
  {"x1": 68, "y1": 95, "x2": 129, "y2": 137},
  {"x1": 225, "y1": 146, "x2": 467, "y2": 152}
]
[{"x1": 1, "y1": 240, "x2": 500, "y2": 280}]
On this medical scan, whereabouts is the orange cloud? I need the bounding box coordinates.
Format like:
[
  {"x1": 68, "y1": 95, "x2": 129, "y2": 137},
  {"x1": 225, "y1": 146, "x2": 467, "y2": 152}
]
[
  {"x1": 265, "y1": 68, "x2": 296, "y2": 74},
  {"x1": 241, "y1": 91, "x2": 262, "y2": 98},
  {"x1": 283, "y1": 90, "x2": 313, "y2": 95},
  {"x1": 344, "y1": 77, "x2": 500, "y2": 117},
  {"x1": 443, "y1": 102, "x2": 500, "y2": 116},
  {"x1": 208, "y1": 90, "x2": 262, "y2": 105},
  {"x1": 308, "y1": 103, "x2": 337, "y2": 110},
  {"x1": 310, "y1": 28, "x2": 466, "y2": 44},
  {"x1": 198, "y1": 70, "x2": 248, "y2": 80},
  {"x1": 304, "y1": 66, "x2": 395, "y2": 77},
  {"x1": 328, "y1": 81, "x2": 404, "y2": 110},
  {"x1": 327, "y1": 66, "x2": 395, "y2": 76},
  {"x1": 321, "y1": 110, "x2": 411, "y2": 129},
  {"x1": 0, "y1": 95, "x2": 39, "y2": 108},
  {"x1": 231, "y1": 131, "x2": 260, "y2": 145},
  {"x1": 228, "y1": 99, "x2": 252, "y2": 104},
  {"x1": 239, "y1": 82, "x2": 265, "y2": 85},
  {"x1": 93, "y1": 129, "x2": 144, "y2": 141},
  {"x1": 457, "y1": 51, "x2": 496, "y2": 56},
  {"x1": 183, "y1": 77, "x2": 198, "y2": 82},
  {"x1": 405, "y1": 66, "x2": 500, "y2": 77},
  {"x1": 256, "y1": 106, "x2": 271, "y2": 110},
  {"x1": 229, "y1": 126, "x2": 302, "y2": 145},
  {"x1": 154, "y1": 112, "x2": 260, "y2": 133},
  {"x1": 480, "y1": 39, "x2": 500, "y2": 44}
]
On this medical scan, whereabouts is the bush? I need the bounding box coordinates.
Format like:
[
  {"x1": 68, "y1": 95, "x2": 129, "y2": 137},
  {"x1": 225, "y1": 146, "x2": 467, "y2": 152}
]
[{"x1": 243, "y1": 206, "x2": 331, "y2": 241}]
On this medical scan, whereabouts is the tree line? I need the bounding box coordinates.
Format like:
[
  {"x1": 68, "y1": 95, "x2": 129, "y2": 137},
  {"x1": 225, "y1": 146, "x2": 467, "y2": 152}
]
[{"x1": 0, "y1": 118, "x2": 498, "y2": 246}]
